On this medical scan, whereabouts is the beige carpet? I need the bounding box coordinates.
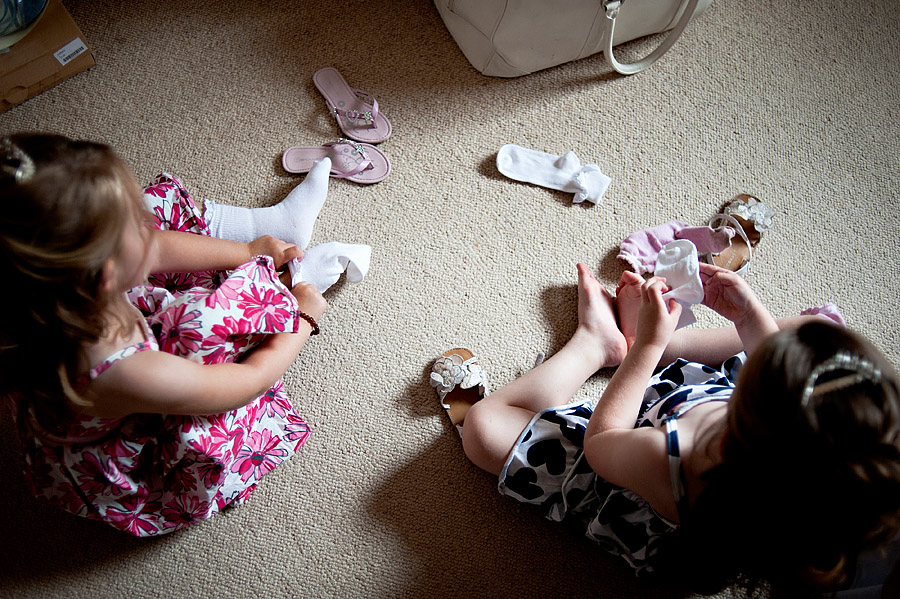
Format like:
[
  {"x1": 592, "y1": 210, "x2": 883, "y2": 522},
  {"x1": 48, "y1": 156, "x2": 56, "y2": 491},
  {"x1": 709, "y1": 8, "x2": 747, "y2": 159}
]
[{"x1": 2, "y1": 1, "x2": 899, "y2": 597}]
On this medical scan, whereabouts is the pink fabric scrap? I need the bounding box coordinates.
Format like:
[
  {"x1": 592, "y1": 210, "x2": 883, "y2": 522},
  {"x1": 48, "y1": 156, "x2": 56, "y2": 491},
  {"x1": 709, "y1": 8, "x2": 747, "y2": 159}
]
[
  {"x1": 801, "y1": 302, "x2": 847, "y2": 327},
  {"x1": 618, "y1": 221, "x2": 735, "y2": 275}
]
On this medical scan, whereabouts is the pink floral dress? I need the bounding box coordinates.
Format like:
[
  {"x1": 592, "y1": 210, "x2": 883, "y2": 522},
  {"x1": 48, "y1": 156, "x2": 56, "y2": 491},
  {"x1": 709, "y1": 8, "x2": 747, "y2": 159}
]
[{"x1": 9, "y1": 174, "x2": 311, "y2": 537}]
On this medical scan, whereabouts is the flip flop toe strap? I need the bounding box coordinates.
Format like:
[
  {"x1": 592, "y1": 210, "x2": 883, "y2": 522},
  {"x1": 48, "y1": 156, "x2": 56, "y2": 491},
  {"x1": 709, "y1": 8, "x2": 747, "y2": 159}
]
[
  {"x1": 325, "y1": 138, "x2": 374, "y2": 179},
  {"x1": 332, "y1": 89, "x2": 379, "y2": 128}
]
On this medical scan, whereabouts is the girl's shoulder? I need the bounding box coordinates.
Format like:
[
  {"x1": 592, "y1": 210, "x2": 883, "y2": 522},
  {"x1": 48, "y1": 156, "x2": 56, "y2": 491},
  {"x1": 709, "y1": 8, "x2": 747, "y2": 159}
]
[
  {"x1": 591, "y1": 402, "x2": 728, "y2": 524},
  {"x1": 81, "y1": 306, "x2": 157, "y2": 377},
  {"x1": 671, "y1": 402, "x2": 728, "y2": 513},
  {"x1": 88, "y1": 338, "x2": 158, "y2": 380},
  {"x1": 77, "y1": 315, "x2": 159, "y2": 417}
]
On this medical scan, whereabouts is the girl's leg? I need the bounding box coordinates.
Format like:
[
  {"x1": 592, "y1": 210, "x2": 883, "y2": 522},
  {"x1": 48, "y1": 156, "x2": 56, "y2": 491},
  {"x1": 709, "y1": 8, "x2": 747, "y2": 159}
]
[
  {"x1": 615, "y1": 270, "x2": 827, "y2": 366},
  {"x1": 461, "y1": 263, "x2": 627, "y2": 475},
  {"x1": 204, "y1": 158, "x2": 331, "y2": 249},
  {"x1": 656, "y1": 316, "x2": 815, "y2": 365}
]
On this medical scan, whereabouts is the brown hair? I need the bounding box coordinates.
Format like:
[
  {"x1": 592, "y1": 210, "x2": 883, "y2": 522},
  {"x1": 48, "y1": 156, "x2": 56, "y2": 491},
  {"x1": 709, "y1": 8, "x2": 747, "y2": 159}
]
[
  {"x1": 0, "y1": 133, "x2": 145, "y2": 433},
  {"x1": 655, "y1": 321, "x2": 900, "y2": 596}
]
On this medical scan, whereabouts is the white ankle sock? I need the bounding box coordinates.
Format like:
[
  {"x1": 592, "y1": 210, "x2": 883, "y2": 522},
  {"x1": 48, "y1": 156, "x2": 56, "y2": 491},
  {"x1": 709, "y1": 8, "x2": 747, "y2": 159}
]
[
  {"x1": 287, "y1": 242, "x2": 371, "y2": 293},
  {"x1": 496, "y1": 144, "x2": 611, "y2": 204},
  {"x1": 656, "y1": 240, "x2": 704, "y2": 330},
  {"x1": 205, "y1": 157, "x2": 331, "y2": 249}
]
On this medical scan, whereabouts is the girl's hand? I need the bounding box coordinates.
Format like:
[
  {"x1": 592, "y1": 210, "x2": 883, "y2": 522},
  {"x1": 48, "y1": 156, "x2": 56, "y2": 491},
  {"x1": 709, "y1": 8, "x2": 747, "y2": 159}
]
[
  {"x1": 290, "y1": 281, "x2": 327, "y2": 321},
  {"x1": 699, "y1": 262, "x2": 778, "y2": 353},
  {"x1": 699, "y1": 262, "x2": 761, "y2": 325},
  {"x1": 248, "y1": 235, "x2": 303, "y2": 269},
  {"x1": 634, "y1": 277, "x2": 682, "y2": 351}
]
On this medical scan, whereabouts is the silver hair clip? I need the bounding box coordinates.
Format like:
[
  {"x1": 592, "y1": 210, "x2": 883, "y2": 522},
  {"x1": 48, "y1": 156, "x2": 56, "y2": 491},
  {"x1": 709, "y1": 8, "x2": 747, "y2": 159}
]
[
  {"x1": 800, "y1": 351, "x2": 882, "y2": 407},
  {"x1": 0, "y1": 138, "x2": 35, "y2": 183}
]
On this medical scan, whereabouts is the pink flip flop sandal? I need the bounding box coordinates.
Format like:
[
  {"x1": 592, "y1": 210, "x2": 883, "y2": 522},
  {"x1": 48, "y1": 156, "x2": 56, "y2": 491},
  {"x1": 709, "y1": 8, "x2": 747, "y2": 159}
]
[
  {"x1": 313, "y1": 67, "x2": 392, "y2": 144},
  {"x1": 282, "y1": 138, "x2": 391, "y2": 184}
]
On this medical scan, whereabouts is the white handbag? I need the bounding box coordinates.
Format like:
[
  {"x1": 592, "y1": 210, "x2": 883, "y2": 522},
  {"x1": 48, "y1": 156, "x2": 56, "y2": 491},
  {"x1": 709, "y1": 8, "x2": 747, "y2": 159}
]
[{"x1": 433, "y1": 0, "x2": 711, "y2": 77}]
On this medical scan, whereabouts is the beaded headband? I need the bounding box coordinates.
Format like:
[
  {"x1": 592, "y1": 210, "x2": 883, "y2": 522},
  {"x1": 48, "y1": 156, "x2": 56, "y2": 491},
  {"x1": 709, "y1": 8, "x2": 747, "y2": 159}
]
[
  {"x1": 800, "y1": 351, "x2": 882, "y2": 407},
  {"x1": 0, "y1": 137, "x2": 35, "y2": 183}
]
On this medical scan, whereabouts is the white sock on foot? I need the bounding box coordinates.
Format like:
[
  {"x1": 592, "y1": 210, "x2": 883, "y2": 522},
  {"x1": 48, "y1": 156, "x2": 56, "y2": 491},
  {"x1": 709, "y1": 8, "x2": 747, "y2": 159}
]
[{"x1": 205, "y1": 157, "x2": 331, "y2": 249}]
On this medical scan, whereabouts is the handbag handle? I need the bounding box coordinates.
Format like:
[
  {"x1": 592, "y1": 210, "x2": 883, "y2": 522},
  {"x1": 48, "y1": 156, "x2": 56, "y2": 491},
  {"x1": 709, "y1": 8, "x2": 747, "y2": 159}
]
[{"x1": 603, "y1": 0, "x2": 702, "y2": 75}]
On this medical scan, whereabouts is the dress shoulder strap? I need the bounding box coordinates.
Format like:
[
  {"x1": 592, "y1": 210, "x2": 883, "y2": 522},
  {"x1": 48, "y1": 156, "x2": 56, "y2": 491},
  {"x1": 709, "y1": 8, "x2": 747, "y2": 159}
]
[
  {"x1": 89, "y1": 340, "x2": 156, "y2": 380},
  {"x1": 88, "y1": 320, "x2": 158, "y2": 380},
  {"x1": 664, "y1": 396, "x2": 730, "y2": 522},
  {"x1": 665, "y1": 417, "x2": 692, "y2": 523}
]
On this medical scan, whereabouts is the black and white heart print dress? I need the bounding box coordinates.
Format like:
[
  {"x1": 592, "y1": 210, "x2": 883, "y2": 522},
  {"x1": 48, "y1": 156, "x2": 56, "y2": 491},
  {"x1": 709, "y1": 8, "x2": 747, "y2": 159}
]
[{"x1": 498, "y1": 354, "x2": 745, "y2": 575}]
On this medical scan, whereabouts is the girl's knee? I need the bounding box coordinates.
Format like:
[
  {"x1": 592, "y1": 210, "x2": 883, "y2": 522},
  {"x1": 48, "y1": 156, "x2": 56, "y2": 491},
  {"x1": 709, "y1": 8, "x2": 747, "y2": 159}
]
[
  {"x1": 460, "y1": 401, "x2": 521, "y2": 476},
  {"x1": 460, "y1": 401, "x2": 492, "y2": 465}
]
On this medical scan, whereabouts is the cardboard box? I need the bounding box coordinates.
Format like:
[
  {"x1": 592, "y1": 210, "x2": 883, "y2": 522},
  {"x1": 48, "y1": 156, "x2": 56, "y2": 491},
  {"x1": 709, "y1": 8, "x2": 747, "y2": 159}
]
[{"x1": 0, "y1": 0, "x2": 94, "y2": 113}]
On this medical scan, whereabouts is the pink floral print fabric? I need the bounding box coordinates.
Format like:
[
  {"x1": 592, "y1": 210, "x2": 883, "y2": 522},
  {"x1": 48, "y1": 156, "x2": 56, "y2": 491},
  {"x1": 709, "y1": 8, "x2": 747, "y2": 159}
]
[{"x1": 12, "y1": 173, "x2": 311, "y2": 536}]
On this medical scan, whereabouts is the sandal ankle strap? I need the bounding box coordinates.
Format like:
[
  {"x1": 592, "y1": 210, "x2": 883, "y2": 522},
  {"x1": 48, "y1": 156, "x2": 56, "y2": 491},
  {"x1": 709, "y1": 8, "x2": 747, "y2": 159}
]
[{"x1": 707, "y1": 212, "x2": 753, "y2": 274}]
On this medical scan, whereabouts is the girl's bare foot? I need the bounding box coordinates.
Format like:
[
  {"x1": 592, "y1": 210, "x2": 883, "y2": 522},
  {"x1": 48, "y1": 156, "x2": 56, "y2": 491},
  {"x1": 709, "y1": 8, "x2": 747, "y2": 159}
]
[
  {"x1": 615, "y1": 270, "x2": 643, "y2": 350},
  {"x1": 573, "y1": 263, "x2": 627, "y2": 368}
]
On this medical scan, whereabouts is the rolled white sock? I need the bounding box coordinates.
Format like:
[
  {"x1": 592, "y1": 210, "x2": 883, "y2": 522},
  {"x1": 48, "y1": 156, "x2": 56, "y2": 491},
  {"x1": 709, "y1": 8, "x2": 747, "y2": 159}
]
[
  {"x1": 205, "y1": 157, "x2": 331, "y2": 249},
  {"x1": 287, "y1": 242, "x2": 371, "y2": 293},
  {"x1": 496, "y1": 144, "x2": 611, "y2": 204},
  {"x1": 656, "y1": 239, "x2": 704, "y2": 329}
]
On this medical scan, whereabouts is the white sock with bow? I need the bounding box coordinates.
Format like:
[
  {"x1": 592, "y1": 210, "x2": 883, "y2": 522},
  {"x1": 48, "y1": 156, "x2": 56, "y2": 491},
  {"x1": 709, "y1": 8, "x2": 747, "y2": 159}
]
[
  {"x1": 496, "y1": 144, "x2": 611, "y2": 204},
  {"x1": 204, "y1": 157, "x2": 331, "y2": 249}
]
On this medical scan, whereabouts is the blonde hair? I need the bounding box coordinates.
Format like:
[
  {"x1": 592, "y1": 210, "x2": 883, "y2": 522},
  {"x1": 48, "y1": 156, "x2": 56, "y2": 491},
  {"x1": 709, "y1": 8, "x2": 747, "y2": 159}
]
[{"x1": 0, "y1": 133, "x2": 146, "y2": 433}]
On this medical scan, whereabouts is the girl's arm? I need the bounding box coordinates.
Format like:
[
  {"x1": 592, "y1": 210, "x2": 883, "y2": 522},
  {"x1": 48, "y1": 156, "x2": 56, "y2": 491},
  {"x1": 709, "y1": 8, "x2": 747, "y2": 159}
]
[
  {"x1": 658, "y1": 315, "x2": 813, "y2": 368},
  {"x1": 589, "y1": 277, "x2": 682, "y2": 433},
  {"x1": 582, "y1": 278, "x2": 683, "y2": 519},
  {"x1": 86, "y1": 326, "x2": 315, "y2": 416},
  {"x1": 697, "y1": 262, "x2": 778, "y2": 356},
  {"x1": 86, "y1": 281, "x2": 326, "y2": 417},
  {"x1": 150, "y1": 230, "x2": 301, "y2": 273}
]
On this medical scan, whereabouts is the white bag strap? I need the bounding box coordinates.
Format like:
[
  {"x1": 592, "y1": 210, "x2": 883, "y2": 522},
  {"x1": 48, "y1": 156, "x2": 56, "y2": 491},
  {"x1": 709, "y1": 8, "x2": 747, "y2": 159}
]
[{"x1": 603, "y1": 0, "x2": 702, "y2": 75}]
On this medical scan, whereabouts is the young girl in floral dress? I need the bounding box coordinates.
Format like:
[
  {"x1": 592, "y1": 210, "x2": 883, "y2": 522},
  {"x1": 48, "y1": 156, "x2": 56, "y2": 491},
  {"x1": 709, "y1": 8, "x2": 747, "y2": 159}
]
[{"x1": 1, "y1": 133, "x2": 327, "y2": 536}]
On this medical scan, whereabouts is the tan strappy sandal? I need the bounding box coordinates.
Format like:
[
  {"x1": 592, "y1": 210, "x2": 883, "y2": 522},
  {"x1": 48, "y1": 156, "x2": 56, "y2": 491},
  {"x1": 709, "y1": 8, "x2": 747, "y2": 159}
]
[
  {"x1": 704, "y1": 194, "x2": 775, "y2": 275},
  {"x1": 430, "y1": 348, "x2": 489, "y2": 436}
]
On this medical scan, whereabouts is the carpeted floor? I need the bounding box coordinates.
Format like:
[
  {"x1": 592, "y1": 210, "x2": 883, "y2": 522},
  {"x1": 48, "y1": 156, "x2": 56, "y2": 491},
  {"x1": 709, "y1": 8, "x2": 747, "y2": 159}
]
[{"x1": 1, "y1": 1, "x2": 899, "y2": 597}]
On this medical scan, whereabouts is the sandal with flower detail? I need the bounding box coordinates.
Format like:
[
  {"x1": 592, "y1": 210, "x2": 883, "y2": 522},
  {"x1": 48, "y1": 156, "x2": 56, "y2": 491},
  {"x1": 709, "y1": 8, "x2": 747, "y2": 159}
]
[
  {"x1": 282, "y1": 138, "x2": 390, "y2": 184},
  {"x1": 704, "y1": 194, "x2": 775, "y2": 274},
  {"x1": 313, "y1": 67, "x2": 392, "y2": 144},
  {"x1": 430, "y1": 348, "x2": 489, "y2": 436}
]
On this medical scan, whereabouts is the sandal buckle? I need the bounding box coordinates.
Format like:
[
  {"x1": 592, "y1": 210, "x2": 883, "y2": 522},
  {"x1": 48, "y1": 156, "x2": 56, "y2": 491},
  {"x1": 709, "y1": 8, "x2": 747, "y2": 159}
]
[
  {"x1": 334, "y1": 106, "x2": 374, "y2": 126},
  {"x1": 337, "y1": 137, "x2": 368, "y2": 160}
]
